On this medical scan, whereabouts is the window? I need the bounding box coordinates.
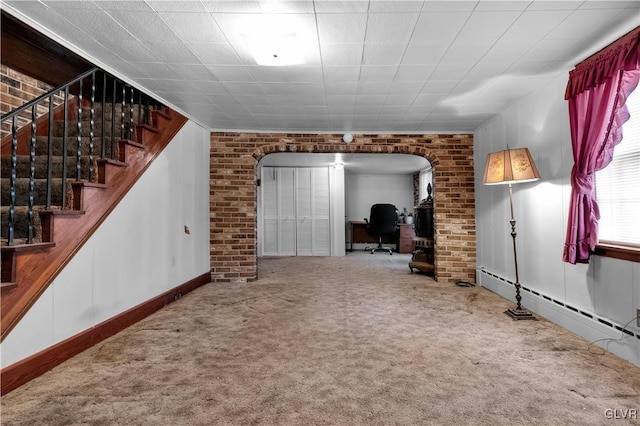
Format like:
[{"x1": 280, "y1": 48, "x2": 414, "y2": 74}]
[
  {"x1": 419, "y1": 167, "x2": 432, "y2": 202},
  {"x1": 595, "y1": 87, "x2": 640, "y2": 260}
]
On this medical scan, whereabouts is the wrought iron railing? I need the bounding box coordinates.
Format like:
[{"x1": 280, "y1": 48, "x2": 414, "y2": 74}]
[{"x1": 1, "y1": 68, "x2": 163, "y2": 246}]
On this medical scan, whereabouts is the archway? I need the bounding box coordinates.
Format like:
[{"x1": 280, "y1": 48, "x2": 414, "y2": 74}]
[{"x1": 209, "y1": 132, "x2": 476, "y2": 285}]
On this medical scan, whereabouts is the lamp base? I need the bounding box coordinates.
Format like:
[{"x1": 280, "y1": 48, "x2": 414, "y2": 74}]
[{"x1": 505, "y1": 308, "x2": 536, "y2": 321}]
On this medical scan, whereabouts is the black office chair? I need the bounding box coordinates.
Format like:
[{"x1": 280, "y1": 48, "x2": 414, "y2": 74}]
[{"x1": 364, "y1": 203, "x2": 398, "y2": 255}]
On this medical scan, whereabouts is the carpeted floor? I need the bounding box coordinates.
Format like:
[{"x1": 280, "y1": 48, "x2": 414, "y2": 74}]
[{"x1": 2, "y1": 252, "x2": 639, "y2": 425}]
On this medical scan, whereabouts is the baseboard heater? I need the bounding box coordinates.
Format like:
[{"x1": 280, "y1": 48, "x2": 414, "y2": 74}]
[{"x1": 478, "y1": 268, "x2": 640, "y2": 341}]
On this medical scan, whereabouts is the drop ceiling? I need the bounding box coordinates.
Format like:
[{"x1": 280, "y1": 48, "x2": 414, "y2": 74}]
[{"x1": 3, "y1": 1, "x2": 639, "y2": 134}]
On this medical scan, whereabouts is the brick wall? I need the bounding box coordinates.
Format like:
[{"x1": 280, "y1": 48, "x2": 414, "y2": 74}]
[
  {"x1": 0, "y1": 65, "x2": 63, "y2": 139},
  {"x1": 210, "y1": 132, "x2": 476, "y2": 285}
]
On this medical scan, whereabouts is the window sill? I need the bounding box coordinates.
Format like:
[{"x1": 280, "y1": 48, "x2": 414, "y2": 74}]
[{"x1": 594, "y1": 242, "x2": 640, "y2": 263}]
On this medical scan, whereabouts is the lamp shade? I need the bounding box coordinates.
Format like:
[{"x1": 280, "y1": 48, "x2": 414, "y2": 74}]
[{"x1": 483, "y1": 148, "x2": 541, "y2": 185}]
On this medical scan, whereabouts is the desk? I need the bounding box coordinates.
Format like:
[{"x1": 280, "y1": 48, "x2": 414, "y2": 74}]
[
  {"x1": 348, "y1": 221, "x2": 378, "y2": 251},
  {"x1": 347, "y1": 220, "x2": 402, "y2": 253}
]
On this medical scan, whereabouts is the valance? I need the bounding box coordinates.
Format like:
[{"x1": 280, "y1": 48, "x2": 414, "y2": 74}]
[{"x1": 565, "y1": 26, "x2": 640, "y2": 99}]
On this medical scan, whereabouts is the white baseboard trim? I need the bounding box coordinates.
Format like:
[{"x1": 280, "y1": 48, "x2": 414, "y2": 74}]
[{"x1": 477, "y1": 268, "x2": 640, "y2": 367}]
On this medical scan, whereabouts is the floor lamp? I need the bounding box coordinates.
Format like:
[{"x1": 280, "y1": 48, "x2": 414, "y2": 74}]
[{"x1": 483, "y1": 148, "x2": 541, "y2": 320}]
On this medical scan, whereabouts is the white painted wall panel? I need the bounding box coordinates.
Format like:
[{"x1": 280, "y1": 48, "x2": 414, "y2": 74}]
[
  {"x1": 475, "y1": 75, "x2": 640, "y2": 367},
  {"x1": 52, "y1": 243, "x2": 95, "y2": 343},
  {"x1": 330, "y1": 166, "x2": 346, "y2": 256},
  {"x1": 1, "y1": 120, "x2": 211, "y2": 368},
  {"x1": 345, "y1": 173, "x2": 413, "y2": 222}
]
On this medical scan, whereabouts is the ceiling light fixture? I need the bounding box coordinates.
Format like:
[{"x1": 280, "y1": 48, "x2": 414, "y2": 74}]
[
  {"x1": 241, "y1": 15, "x2": 305, "y2": 66},
  {"x1": 243, "y1": 32, "x2": 304, "y2": 66}
]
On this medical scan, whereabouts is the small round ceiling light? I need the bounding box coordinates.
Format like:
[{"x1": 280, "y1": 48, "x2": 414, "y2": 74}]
[{"x1": 342, "y1": 133, "x2": 353, "y2": 143}]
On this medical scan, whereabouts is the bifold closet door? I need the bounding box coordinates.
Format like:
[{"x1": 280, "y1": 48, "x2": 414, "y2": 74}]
[
  {"x1": 296, "y1": 167, "x2": 330, "y2": 256},
  {"x1": 261, "y1": 166, "x2": 331, "y2": 256},
  {"x1": 262, "y1": 167, "x2": 296, "y2": 256}
]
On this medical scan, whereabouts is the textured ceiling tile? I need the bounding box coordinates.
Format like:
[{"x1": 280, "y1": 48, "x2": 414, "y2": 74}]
[
  {"x1": 369, "y1": 1, "x2": 425, "y2": 13},
  {"x1": 103, "y1": 60, "x2": 151, "y2": 79},
  {"x1": 222, "y1": 82, "x2": 263, "y2": 96},
  {"x1": 285, "y1": 67, "x2": 324, "y2": 83},
  {"x1": 501, "y1": 10, "x2": 573, "y2": 41},
  {"x1": 402, "y1": 43, "x2": 449, "y2": 65},
  {"x1": 92, "y1": 1, "x2": 154, "y2": 11},
  {"x1": 327, "y1": 95, "x2": 357, "y2": 107},
  {"x1": 394, "y1": 64, "x2": 436, "y2": 81},
  {"x1": 390, "y1": 81, "x2": 426, "y2": 95},
  {"x1": 248, "y1": 67, "x2": 290, "y2": 83},
  {"x1": 210, "y1": 66, "x2": 255, "y2": 82},
  {"x1": 422, "y1": 1, "x2": 478, "y2": 12},
  {"x1": 5, "y1": 0, "x2": 637, "y2": 133},
  {"x1": 412, "y1": 93, "x2": 446, "y2": 106},
  {"x1": 105, "y1": 10, "x2": 183, "y2": 43},
  {"x1": 428, "y1": 63, "x2": 471, "y2": 81},
  {"x1": 365, "y1": 13, "x2": 419, "y2": 43},
  {"x1": 316, "y1": 14, "x2": 367, "y2": 44},
  {"x1": 475, "y1": 1, "x2": 529, "y2": 11},
  {"x1": 325, "y1": 82, "x2": 359, "y2": 96},
  {"x1": 201, "y1": 1, "x2": 262, "y2": 13},
  {"x1": 439, "y1": 41, "x2": 493, "y2": 64},
  {"x1": 167, "y1": 64, "x2": 218, "y2": 81},
  {"x1": 384, "y1": 94, "x2": 417, "y2": 106},
  {"x1": 482, "y1": 39, "x2": 538, "y2": 62},
  {"x1": 145, "y1": 42, "x2": 202, "y2": 64},
  {"x1": 258, "y1": 0, "x2": 316, "y2": 14},
  {"x1": 321, "y1": 43, "x2": 365, "y2": 66},
  {"x1": 322, "y1": 66, "x2": 361, "y2": 83},
  {"x1": 456, "y1": 11, "x2": 523, "y2": 41},
  {"x1": 136, "y1": 62, "x2": 182, "y2": 80},
  {"x1": 146, "y1": 1, "x2": 208, "y2": 12},
  {"x1": 525, "y1": 38, "x2": 582, "y2": 62},
  {"x1": 420, "y1": 80, "x2": 458, "y2": 95},
  {"x1": 362, "y1": 44, "x2": 406, "y2": 65},
  {"x1": 314, "y1": 1, "x2": 370, "y2": 13},
  {"x1": 545, "y1": 8, "x2": 630, "y2": 41},
  {"x1": 187, "y1": 43, "x2": 243, "y2": 66},
  {"x1": 159, "y1": 12, "x2": 226, "y2": 43},
  {"x1": 359, "y1": 66, "x2": 398, "y2": 83},
  {"x1": 98, "y1": 40, "x2": 160, "y2": 62},
  {"x1": 412, "y1": 11, "x2": 471, "y2": 42},
  {"x1": 54, "y1": 8, "x2": 136, "y2": 41},
  {"x1": 464, "y1": 61, "x2": 511, "y2": 80}
]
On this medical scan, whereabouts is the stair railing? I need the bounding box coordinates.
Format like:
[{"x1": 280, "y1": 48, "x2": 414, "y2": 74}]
[{"x1": 1, "y1": 67, "x2": 163, "y2": 246}]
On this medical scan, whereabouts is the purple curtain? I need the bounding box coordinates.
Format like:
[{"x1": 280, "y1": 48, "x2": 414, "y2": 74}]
[{"x1": 563, "y1": 27, "x2": 640, "y2": 264}]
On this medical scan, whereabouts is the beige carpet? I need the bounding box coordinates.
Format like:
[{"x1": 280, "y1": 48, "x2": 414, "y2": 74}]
[{"x1": 2, "y1": 253, "x2": 640, "y2": 425}]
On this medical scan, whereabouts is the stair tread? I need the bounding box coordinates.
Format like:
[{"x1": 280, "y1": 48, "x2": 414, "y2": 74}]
[
  {"x1": 120, "y1": 138, "x2": 144, "y2": 149},
  {"x1": 70, "y1": 181, "x2": 107, "y2": 188},
  {"x1": 97, "y1": 158, "x2": 128, "y2": 167},
  {"x1": 38, "y1": 209, "x2": 85, "y2": 216},
  {"x1": 0, "y1": 242, "x2": 56, "y2": 251}
]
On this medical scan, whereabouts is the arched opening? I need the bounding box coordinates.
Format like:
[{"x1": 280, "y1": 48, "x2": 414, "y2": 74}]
[
  {"x1": 209, "y1": 132, "x2": 476, "y2": 285},
  {"x1": 256, "y1": 152, "x2": 433, "y2": 263}
]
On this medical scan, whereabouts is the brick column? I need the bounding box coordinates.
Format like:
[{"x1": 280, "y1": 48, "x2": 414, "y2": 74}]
[{"x1": 210, "y1": 133, "x2": 476, "y2": 284}]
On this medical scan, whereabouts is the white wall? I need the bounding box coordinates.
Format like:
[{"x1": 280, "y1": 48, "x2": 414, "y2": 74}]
[
  {"x1": 475, "y1": 75, "x2": 640, "y2": 367},
  {"x1": 330, "y1": 166, "x2": 346, "y2": 256},
  {"x1": 1, "y1": 120, "x2": 211, "y2": 368},
  {"x1": 345, "y1": 173, "x2": 414, "y2": 222}
]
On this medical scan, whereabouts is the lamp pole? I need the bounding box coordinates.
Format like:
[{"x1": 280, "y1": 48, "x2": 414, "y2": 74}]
[{"x1": 505, "y1": 182, "x2": 534, "y2": 320}]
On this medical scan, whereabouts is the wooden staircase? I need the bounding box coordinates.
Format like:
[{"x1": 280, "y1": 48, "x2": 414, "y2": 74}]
[{"x1": 1, "y1": 92, "x2": 187, "y2": 341}]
